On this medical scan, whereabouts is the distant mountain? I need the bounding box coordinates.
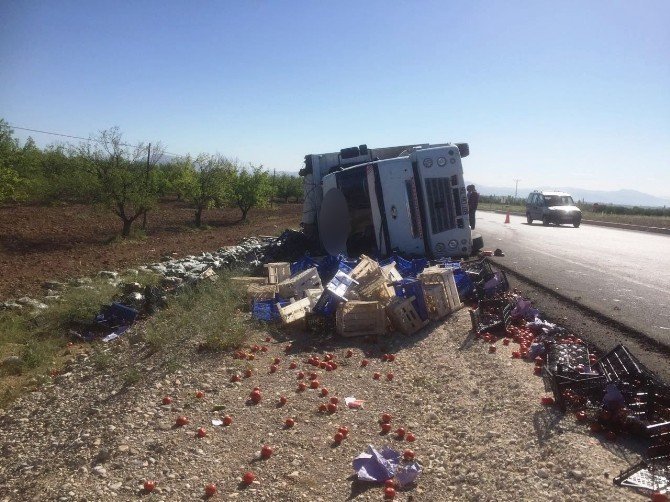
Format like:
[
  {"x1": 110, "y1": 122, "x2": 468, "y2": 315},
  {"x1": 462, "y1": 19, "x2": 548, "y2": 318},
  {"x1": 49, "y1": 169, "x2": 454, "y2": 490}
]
[{"x1": 470, "y1": 184, "x2": 670, "y2": 207}]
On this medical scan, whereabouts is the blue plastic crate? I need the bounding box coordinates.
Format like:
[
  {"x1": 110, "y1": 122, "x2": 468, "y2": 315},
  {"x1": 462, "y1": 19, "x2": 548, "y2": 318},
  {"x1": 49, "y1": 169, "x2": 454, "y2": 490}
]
[
  {"x1": 290, "y1": 255, "x2": 319, "y2": 276},
  {"x1": 252, "y1": 297, "x2": 290, "y2": 322},
  {"x1": 453, "y1": 268, "x2": 476, "y2": 300},
  {"x1": 392, "y1": 278, "x2": 429, "y2": 321},
  {"x1": 313, "y1": 290, "x2": 342, "y2": 316},
  {"x1": 316, "y1": 254, "x2": 340, "y2": 281},
  {"x1": 394, "y1": 255, "x2": 428, "y2": 278},
  {"x1": 337, "y1": 255, "x2": 358, "y2": 273}
]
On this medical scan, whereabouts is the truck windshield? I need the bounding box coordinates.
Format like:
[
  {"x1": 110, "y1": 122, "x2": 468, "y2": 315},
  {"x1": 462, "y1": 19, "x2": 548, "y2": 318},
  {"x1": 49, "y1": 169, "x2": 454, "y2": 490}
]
[{"x1": 544, "y1": 195, "x2": 574, "y2": 206}]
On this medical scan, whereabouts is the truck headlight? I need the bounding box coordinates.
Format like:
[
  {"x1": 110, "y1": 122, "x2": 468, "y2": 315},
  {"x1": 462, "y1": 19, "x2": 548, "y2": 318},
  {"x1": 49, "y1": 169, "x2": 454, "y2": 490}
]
[
  {"x1": 437, "y1": 157, "x2": 447, "y2": 167},
  {"x1": 448, "y1": 239, "x2": 458, "y2": 249},
  {"x1": 423, "y1": 158, "x2": 433, "y2": 168}
]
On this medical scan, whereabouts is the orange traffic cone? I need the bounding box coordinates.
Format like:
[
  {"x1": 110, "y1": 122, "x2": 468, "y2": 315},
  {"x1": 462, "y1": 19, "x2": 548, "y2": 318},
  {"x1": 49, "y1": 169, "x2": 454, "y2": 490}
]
[{"x1": 504, "y1": 211, "x2": 510, "y2": 224}]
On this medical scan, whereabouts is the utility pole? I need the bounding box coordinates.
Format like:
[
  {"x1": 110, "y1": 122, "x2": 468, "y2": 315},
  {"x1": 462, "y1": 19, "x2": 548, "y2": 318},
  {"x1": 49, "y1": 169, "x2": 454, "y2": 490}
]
[
  {"x1": 272, "y1": 168, "x2": 276, "y2": 209},
  {"x1": 513, "y1": 178, "x2": 521, "y2": 199},
  {"x1": 142, "y1": 143, "x2": 151, "y2": 230}
]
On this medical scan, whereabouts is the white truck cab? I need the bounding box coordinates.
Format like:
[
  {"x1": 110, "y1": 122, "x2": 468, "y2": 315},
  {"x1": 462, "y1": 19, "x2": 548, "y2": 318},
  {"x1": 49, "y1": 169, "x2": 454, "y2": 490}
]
[{"x1": 307, "y1": 143, "x2": 472, "y2": 258}]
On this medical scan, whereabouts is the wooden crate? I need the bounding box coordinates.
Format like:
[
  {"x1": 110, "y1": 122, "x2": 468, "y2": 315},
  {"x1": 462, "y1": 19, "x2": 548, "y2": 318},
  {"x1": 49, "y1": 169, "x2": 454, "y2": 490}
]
[
  {"x1": 232, "y1": 276, "x2": 268, "y2": 285},
  {"x1": 246, "y1": 283, "x2": 277, "y2": 306},
  {"x1": 278, "y1": 297, "x2": 312, "y2": 324},
  {"x1": 386, "y1": 296, "x2": 428, "y2": 335},
  {"x1": 418, "y1": 266, "x2": 462, "y2": 311},
  {"x1": 350, "y1": 255, "x2": 383, "y2": 285},
  {"x1": 264, "y1": 262, "x2": 291, "y2": 284},
  {"x1": 335, "y1": 301, "x2": 387, "y2": 337},
  {"x1": 356, "y1": 276, "x2": 395, "y2": 305},
  {"x1": 305, "y1": 287, "x2": 324, "y2": 308},
  {"x1": 423, "y1": 283, "x2": 452, "y2": 320},
  {"x1": 277, "y1": 267, "x2": 322, "y2": 299}
]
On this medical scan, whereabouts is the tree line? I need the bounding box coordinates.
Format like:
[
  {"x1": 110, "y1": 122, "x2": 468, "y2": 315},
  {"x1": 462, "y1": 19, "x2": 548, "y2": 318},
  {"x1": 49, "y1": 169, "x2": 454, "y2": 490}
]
[{"x1": 0, "y1": 120, "x2": 303, "y2": 236}]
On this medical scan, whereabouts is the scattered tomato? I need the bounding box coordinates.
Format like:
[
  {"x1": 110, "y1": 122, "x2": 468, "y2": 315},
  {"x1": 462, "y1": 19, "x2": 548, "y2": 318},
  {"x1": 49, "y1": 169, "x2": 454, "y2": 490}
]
[
  {"x1": 327, "y1": 403, "x2": 338, "y2": 413},
  {"x1": 387, "y1": 354, "x2": 395, "y2": 362},
  {"x1": 381, "y1": 413, "x2": 392, "y2": 423},
  {"x1": 338, "y1": 426, "x2": 349, "y2": 438},
  {"x1": 162, "y1": 396, "x2": 172, "y2": 405},
  {"x1": 260, "y1": 445, "x2": 273, "y2": 459},
  {"x1": 250, "y1": 390, "x2": 262, "y2": 403},
  {"x1": 297, "y1": 382, "x2": 307, "y2": 392},
  {"x1": 242, "y1": 471, "x2": 255, "y2": 485},
  {"x1": 196, "y1": 427, "x2": 206, "y2": 438},
  {"x1": 403, "y1": 449, "x2": 415, "y2": 460},
  {"x1": 176, "y1": 416, "x2": 189, "y2": 426},
  {"x1": 489, "y1": 345, "x2": 496, "y2": 353},
  {"x1": 319, "y1": 403, "x2": 328, "y2": 413},
  {"x1": 204, "y1": 483, "x2": 217, "y2": 497},
  {"x1": 270, "y1": 365, "x2": 278, "y2": 373},
  {"x1": 381, "y1": 423, "x2": 392, "y2": 433},
  {"x1": 321, "y1": 388, "x2": 329, "y2": 397},
  {"x1": 273, "y1": 357, "x2": 281, "y2": 364},
  {"x1": 361, "y1": 359, "x2": 369, "y2": 367},
  {"x1": 373, "y1": 372, "x2": 381, "y2": 380},
  {"x1": 223, "y1": 415, "x2": 233, "y2": 426},
  {"x1": 195, "y1": 391, "x2": 204, "y2": 399},
  {"x1": 396, "y1": 427, "x2": 406, "y2": 438},
  {"x1": 330, "y1": 397, "x2": 339, "y2": 405},
  {"x1": 143, "y1": 480, "x2": 156, "y2": 492},
  {"x1": 406, "y1": 432, "x2": 416, "y2": 442},
  {"x1": 285, "y1": 418, "x2": 295, "y2": 428},
  {"x1": 334, "y1": 432, "x2": 344, "y2": 444},
  {"x1": 297, "y1": 371, "x2": 305, "y2": 379},
  {"x1": 244, "y1": 369, "x2": 252, "y2": 378},
  {"x1": 231, "y1": 374, "x2": 241, "y2": 383},
  {"x1": 289, "y1": 362, "x2": 297, "y2": 369},
  {"x1": 386, "y1": 373, "x2": 394, "y2": 381},
  {"x1": 346, "y1": 349, "x2": 353, "y2": 358},
  {"x1": 384, "y1": 486, "x2": 396, "y2": 499},
  {"x1": 279, "y1": 395, "x2": 287, "y2": 405}
]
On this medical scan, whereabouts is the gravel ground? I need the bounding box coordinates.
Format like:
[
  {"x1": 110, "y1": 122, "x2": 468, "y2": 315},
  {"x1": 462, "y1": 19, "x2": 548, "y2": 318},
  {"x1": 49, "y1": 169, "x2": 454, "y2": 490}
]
[{"x1": 0, "y1": 300, "x2": 647, "y2": 501}]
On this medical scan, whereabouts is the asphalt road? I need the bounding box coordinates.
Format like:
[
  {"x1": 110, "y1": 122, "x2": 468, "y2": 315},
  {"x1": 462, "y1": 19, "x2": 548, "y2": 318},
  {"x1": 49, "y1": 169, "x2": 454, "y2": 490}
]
[{"x1": 475, "y1": 210, "x2": 670, "y2": 348}]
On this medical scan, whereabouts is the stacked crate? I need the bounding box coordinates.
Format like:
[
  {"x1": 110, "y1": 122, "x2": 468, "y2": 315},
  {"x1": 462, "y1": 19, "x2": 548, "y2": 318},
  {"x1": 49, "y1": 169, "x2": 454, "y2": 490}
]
[
  {"x1": 264, "y1": 262, "x2": 291, "y2": 284},
  {"x1": 386, "y1": 295, "x2": 428, "y2": 335},
  {"x1": 277, "y1": 267, "x2": 322, "y2": 299}
]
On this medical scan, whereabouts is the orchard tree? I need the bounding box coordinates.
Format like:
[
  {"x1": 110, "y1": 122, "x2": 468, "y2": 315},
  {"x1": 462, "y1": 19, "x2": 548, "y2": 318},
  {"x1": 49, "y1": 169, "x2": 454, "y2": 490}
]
[
  {"x1": 178, "y1": 154, "x2": 233, "y2": 227},
  {"x1": 227, "y1": 164, "x2": 272, "y2": 221},
  {"x1": 0, "y1": 119, "x2": 21, "y2": 203},
  {"x1": 80, "y1": 127, "x2": 164, "y2": 237}
]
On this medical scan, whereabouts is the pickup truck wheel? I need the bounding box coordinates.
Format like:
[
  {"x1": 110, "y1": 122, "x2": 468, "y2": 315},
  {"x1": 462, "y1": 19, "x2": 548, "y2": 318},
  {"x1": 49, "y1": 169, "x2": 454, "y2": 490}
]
[
  {"x1": 542, "y1": 216, "x2": 550, "y2": 226},
  {"x1": 573, "y1": 219, "x2": 581, "y2": 228},
  {"x1": 526, "y1": 213, "x2": 533, "y2": 225}
]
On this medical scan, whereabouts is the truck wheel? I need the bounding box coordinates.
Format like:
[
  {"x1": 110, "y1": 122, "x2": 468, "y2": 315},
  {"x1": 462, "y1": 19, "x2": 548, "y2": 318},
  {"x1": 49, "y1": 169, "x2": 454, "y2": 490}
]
[
  {"x1": 573, "y1": 219, "x2": 581, "y2": 228},
  {"x1": 542, "y1": 216, "x2": 550, "y2": 226},
  {"x1": 526, "y1": 213, "x2": 533, "y2": 225},
  {"x1": 471, "y1": 233, "x2": 484, "y2": 253}
]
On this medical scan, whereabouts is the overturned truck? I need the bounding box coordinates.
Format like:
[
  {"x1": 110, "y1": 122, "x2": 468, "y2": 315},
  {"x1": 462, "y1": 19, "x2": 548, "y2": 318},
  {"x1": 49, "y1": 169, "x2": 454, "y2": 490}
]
[{"x1": 299, "y1": 142, "x2": 482, "y2": 259}]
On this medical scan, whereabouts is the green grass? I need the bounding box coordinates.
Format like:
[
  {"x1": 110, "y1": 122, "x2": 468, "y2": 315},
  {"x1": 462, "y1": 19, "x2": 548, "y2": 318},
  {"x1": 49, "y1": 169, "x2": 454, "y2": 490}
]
[
  {"x1": 0, "y1": 277, "x2": 123, "y2": 406},
  {"x1": 142, "y1": 274, "x2": 246, "y2": 354}
]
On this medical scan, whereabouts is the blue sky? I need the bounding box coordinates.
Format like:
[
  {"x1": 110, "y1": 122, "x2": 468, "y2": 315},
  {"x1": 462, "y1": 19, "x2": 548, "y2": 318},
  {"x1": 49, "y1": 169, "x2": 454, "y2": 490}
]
[{"x1": 1, "y1": 0, "x2": 669, "y2": 197}]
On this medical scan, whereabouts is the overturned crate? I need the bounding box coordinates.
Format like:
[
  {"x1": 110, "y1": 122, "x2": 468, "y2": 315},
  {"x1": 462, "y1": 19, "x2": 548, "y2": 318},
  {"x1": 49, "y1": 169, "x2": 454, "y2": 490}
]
[
  {"x1": 246, "y1": 283, "x2": 278, "y2": 307},
  {"x1": 418, "y1": 266, "x2": 462, "y2": 312},
  {"x1": 277, "y1": 267, "x2": 322, "y2": 299},
  {"x1": 335, "y1": 301, "x2": 387, "y2": 337},
  {"x1": 264, "y1": 262, "x2": 291, "y2": 284},
  {"x1": 469, "y1": 297, "x2": 514, "y2": 335},
  {"x1": 277, "y1": 297, "x2": 312, "y2": 325},
  {"x1": 542, "y1": 343, "x2": 606, "y2": 411},
  {"x1": 386, "y1": 296, "x2": 428, "y2": 335}
]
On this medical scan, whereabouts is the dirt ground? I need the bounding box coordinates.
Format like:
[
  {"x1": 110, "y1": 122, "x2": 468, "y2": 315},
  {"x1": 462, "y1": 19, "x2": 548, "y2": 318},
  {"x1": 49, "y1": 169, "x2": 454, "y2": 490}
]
[{"x1": 0, "y1": 200, "x2": 302, "y2": 300}]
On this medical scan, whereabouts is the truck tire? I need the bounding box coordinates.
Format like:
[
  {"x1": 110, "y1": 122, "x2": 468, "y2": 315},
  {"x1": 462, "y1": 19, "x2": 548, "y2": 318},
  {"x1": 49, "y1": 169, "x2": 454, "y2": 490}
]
[
  {"x1": 526, "y1": 213, "x2": 533, "y2": 224},
  {"x1": 471, "y1": 233, "x2": 484, "y2": 254},
  {"x1": 542, "y1": 216, "x2": 550, "y2": 226},
  {"x1": 455, "y1": 143, "x2": 469, "y2": 158}
]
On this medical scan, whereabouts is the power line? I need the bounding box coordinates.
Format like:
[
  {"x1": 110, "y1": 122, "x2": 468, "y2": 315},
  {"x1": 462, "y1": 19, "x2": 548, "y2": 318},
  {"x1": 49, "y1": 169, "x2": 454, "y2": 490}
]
[{"x1": 7, "y1": 123, "x2": 183, "y2": 158}]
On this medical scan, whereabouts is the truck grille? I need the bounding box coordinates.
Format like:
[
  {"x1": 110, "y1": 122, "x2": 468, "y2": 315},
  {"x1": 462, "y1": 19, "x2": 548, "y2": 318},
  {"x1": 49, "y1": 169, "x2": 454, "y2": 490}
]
[{"x1": 425, "y1": 178, "x2": 456, "y2": 233}]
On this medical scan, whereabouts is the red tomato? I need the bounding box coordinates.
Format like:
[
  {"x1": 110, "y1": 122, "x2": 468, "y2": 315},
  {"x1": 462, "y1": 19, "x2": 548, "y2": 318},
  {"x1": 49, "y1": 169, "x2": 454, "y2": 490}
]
[
  {"x1": 381, "y1": 423, "x2": 392, "y2": 433},
  {"x1": 327, "y1": 403, "x2": 338, "y2": 413},
  {"x1": 279, "y1": 395, "x2": 287, "y2": 405},
  {"x1": 176, "y1": 416, "x2": 189, "y2": 426},
  {"x1": 223, "y1": 415, "x2": 232, "y2": 426},
  {"x1": 406, "y1": 432, "x2": 416, "y2": 442},
  {"x1": 195, "y1": 390, "x2": 204, "y2": 399},
  {"x1": 330, "y1": 397, "x2": 339, "y2": 405},
  {"x1": 204, "y1": 483, "x2": 216, "y2": 497},
  {"x1": 384, "y1": 486, "x2": 396, "y2": 499},
  {"x1": 285, "y1": 418, "x2": 295, "y2": 428},
  {"x1": 333, "y1": 432, "x2": 344, "y2": 444},
  {"x1": 381, "y1": 413, "x2": 392, "y2": 423},
  {"x1": 143, "y1": 480, "x2": 156, "y2": 492},
  {"x1": 395, "y1": 427, "x2": 406, "y2": 438},
  {"x1": 260, "y1": 445, "x2": 273, "y2": 459},
  {"x1": 196, "y1": 427, "x2": 206, "y2": 438},
  {"x1": 403, "y1": 449, "x2": 415, "y2": 460},
  {"x1": 321, "y1": 388, "x2": 329, "y2": 397},
  {"x1": 161, "y1": 396, "x2": 172, "y2": 405},
  {"x1": 242, "y1": 472, "x2": 255, "y2": 485}
]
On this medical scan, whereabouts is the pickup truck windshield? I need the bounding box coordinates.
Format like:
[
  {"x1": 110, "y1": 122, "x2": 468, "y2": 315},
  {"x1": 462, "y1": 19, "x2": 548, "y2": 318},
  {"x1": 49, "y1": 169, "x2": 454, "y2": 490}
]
[{"x1": 544, "y1": 195, "x2": 574, "y2": 206}]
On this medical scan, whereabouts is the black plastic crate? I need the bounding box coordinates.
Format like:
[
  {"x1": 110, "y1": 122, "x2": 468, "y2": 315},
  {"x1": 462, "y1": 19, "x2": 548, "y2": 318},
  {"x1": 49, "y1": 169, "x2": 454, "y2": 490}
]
[
  {"x1": 469, "y1": 298, "x2": 513, "y2": 335},
  {"x1": 463, "y1": 258, "x2": 495, "y2": 283}
]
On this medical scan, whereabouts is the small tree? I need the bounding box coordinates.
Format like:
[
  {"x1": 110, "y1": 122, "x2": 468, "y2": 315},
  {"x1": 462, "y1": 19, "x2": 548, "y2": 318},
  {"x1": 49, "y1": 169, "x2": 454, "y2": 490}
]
[
  {"x1": 0, "y1": 120, "x2": 22, "y2": 203},
  {"x1": 178, "y1": 154, "x2": 233, "y2": 227},
  {"x1": 227, "y1": 165, "x2": 272, "y2": 221},
  {"x1": 80, "y1": 127, "x2": 163, "y2": 237}
]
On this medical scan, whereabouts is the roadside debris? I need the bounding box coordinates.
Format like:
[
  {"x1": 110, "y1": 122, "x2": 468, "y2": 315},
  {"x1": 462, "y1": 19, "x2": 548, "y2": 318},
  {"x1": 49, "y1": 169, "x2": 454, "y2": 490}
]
[{"x1": 352, "y1": 444, "x2": 422, "y2": 487}]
